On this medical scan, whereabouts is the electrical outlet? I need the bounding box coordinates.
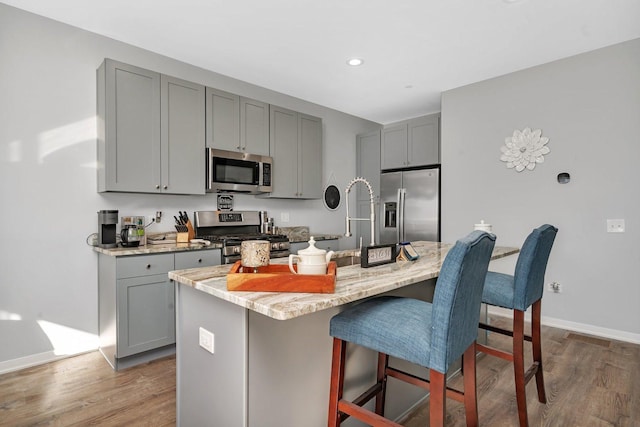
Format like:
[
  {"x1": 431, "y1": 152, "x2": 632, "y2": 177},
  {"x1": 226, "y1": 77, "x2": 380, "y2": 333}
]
[
  {"x1": 548, "y1": 282, "x2": 562, "y2": 293},
  {"x1": 606, "y1": 219, "x2": 625, "y2": 233},
  {"x1": 280, "y1": 212, "x2": 290, "y2": 223},
  {"x1": 199, "y1": 327, "x2": 214, "y2": 354},
  {"x1": 155, "y1": 211, "x2": 162, "y2": 223}
]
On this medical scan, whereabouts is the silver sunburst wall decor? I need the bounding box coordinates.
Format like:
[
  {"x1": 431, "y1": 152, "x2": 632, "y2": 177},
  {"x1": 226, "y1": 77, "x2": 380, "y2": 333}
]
[{"x1": 500, "y1": 127, "x2": 550, "y2": 172}]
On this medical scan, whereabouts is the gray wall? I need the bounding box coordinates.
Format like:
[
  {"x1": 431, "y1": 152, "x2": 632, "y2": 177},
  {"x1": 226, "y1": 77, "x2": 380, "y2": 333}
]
[
  {"x1": 0, "y1": 4, "x2": 379, "y2": 370},
  {"x1": 441, "y1": 39, "x2": 640, "y2": 341}
]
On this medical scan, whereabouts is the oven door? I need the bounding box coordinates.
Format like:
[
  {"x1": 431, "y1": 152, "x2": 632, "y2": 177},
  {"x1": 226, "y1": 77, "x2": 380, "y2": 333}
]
[{"x1": 206, "y1": 148, "x2": 272, "y2": 194}]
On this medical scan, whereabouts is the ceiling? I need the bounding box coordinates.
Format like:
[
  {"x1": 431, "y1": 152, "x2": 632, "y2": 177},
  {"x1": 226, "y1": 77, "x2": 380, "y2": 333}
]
[{"x1": 3, "y1": 0, "x2": 640, "y2": 124}]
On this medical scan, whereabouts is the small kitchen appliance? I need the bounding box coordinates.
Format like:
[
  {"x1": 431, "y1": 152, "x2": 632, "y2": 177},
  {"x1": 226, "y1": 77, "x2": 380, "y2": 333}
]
[
  {"x1": 97, "y1": 210, "x2": 118, "y2": 248},
  {"x1": 194, "y1": 210, "x2": 290, "y2": 264},
  {"x1": 206, "y1": 148, "x2": 273, "y2": 194},
  {"x1": 120, "y1": 225, "x2": 141, "y2": 247},
  {"x1": 121, "y1": 216, "x2": 146, "y2": 245}
]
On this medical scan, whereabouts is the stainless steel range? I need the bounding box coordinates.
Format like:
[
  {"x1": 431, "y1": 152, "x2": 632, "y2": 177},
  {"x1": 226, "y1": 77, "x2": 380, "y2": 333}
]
[{"x1": 194, "y1": 211, "x2": 290, "y2": 264}]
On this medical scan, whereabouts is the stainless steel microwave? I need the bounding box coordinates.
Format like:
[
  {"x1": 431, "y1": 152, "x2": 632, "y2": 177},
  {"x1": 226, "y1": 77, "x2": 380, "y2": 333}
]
[{"x1": 206, "y1": 148, "x2": 273, "y2": 194}]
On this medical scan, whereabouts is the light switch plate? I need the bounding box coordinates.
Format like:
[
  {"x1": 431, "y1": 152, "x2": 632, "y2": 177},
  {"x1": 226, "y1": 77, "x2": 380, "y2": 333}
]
[
  {"x1": 606, "y1": 219, "x2": 625, "y2": 233},
  {"x1": 199, "y1": 327, "x2": 215, "y2": 353}
]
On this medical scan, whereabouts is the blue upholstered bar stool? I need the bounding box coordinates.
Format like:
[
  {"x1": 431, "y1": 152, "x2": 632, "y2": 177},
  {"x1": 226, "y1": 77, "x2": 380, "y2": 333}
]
[
  {"x1": 477, "y1": 224, "x2": 558, "y2": 427},
  {"x1": 327, "y1": 231, "x2": 496, "y2": 427}
]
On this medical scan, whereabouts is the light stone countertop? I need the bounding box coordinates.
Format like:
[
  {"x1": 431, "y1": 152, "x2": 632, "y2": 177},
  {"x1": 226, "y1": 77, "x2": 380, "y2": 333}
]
[
  {"x1": 94, "y1": 242, "x2": 223, "y2": 256},
  {"x1": 169, "y1": 241, "x2": 519, "y2": 321}
]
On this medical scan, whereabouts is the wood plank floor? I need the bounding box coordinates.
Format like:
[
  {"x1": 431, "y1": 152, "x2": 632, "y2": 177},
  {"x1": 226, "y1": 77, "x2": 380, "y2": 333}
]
[
  {"x1": 0, "y1": 316, "x2": 638, "y2": 426},
  {"x1": 0, "y1": 351, "x2": 175, "y2": 426},
  {"x1": 403, "y1": 316, "x2": 640, "y2": 427}
]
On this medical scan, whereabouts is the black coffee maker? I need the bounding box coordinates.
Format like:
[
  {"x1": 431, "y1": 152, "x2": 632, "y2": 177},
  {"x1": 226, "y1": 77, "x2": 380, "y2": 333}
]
[{"x1": 98, "y1": 210, "x2": 118, "y2": 248}]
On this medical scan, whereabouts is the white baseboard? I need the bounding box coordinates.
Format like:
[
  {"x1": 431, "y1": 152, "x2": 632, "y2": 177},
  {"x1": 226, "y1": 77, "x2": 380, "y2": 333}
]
[
  {"x1": 0, "y1": 349, "x2": 94, "y2": 375},
  {"x1": 487, "y1": 307, "x2": 640, "y2": 345}
]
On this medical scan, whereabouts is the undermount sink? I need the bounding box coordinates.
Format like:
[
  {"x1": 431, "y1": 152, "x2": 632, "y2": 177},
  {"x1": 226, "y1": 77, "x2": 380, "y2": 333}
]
[{"x1": 333, "y1": 255, "x2": 361, "y2": 268}]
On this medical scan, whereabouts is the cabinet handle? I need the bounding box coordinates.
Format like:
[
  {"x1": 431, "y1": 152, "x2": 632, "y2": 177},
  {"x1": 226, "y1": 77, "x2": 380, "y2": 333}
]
[
  {"x1": 198, "y1": 258, "x2": 202, "y2": 263},
  {"x1": 236, "y1": 146, "x2": 241, "y2": 150},
  {"x1": 163, "y1": 185, "x2": 168, "y2": 190},
  {"x1": 156, "y1": 185, "x2": 160, "y2": 189},
  {"x1": 146, "y1": 264, "x2": 151, "y2": 269}
]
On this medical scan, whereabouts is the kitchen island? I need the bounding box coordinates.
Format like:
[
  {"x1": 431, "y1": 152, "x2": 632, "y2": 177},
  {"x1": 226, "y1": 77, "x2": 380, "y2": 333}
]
[{"x1": 169, "y1": 241, "x2": 518, "y2": 426}]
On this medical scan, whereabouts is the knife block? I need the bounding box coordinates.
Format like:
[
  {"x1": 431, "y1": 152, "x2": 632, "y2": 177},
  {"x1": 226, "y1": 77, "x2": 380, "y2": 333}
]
[{"x1": 177, "y1": 220, "x2": 196, "y2": 243}]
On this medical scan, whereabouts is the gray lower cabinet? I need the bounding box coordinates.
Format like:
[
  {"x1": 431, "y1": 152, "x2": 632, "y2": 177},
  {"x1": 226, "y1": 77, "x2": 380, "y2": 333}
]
[
  {"x1": 97, "y1": 59, "x2": 205, "y2": 195},
  {"x1": 381, "y1": 113, "x2": 440, "y2": 170},
  {"x1": 98, "y1": 249, "x2": 221, "y2": 370},
  {"x1": 265, "y1": 105, "x2": 322, "y2": 199},
  {"x1": 116, "y1": 272, "x2": 175, "y2": 358}
]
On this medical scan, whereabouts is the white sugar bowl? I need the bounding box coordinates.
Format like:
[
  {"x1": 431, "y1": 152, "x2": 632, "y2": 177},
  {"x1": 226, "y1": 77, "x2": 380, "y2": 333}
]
[
  {"x1": 289, "y1": 237, "x2": 334, "y2": 275},
  {"x1": 474, "y1": 220, "x2": 493, "y2": 233}
]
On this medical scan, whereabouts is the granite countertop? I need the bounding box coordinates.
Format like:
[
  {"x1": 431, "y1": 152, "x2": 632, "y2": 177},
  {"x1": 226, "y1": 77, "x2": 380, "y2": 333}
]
[
  {"x1": 94, "y1": 227, "x2": 341, "y2": 256},
  {"x1": 94, "y1": 241, "x2": 223, "y2": 256},
  {"x1": 278, "y1": 226, "x2": 342, "y2": 243},
  {"x1": 168, "y1": 241, "x2": 519, "y2": 321}
]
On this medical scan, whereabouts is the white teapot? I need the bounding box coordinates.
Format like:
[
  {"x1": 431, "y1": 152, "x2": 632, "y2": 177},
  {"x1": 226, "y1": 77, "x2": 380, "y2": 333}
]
[{"x1": 289, "y1": 237, "x2": 334, "y2": 275}]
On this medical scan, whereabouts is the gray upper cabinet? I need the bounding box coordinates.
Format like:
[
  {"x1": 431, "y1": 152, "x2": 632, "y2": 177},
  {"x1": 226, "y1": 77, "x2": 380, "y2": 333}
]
[
  {"x1": 265, "y1": 106, "x2": 322, "y2": 199},
  {"x1": 299, "y1": 113, "x2": 323, "y2": 199},
  {"x1": 205, "y1": 88, "x2": 240, "y2": 151},
  {"x1": 381, "y1": 124, "x2": 407, "y2": 170},
  {"x1": 98, "y1": 60, "x2": 161, "y2": 193},
  {"x1": 381, "y1": 113, "x2": 440, "y2": 170},
  {"x1": 240, "y1": 97, "x2": 269, "y2": 155},
  {"x1": 206, "y1": 88, "x2": 269, "y2": 156},
  {"x1": 161, "y1": 75, "x2": 205, "y2": 194},
  {"x1": 97, "y1": 59, "x2": 205, "y2": 194}
]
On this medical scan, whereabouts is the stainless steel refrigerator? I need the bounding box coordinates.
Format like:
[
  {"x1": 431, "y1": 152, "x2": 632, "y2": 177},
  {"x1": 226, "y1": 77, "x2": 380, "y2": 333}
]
[{"x1": 379, "y1": 168, "x2": 440, "y2": 244}]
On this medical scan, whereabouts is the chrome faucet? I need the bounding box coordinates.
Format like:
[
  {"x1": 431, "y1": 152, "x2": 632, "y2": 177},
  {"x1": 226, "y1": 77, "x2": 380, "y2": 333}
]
[{"x1": 345, "y1": 177, "x2": 376, "y2": 246}]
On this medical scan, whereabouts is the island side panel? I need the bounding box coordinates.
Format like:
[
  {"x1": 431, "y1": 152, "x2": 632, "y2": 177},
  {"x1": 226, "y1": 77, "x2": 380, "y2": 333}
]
[
  {"x1": 246, "y1": 279, "x2": 438, "y2": 426},
  {"x1": 176, "y1": 284, "x2": 248, "y2": 427}
]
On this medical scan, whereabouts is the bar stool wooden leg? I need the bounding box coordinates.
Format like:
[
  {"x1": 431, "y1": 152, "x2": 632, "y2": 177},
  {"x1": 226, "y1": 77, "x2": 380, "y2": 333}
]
[
  {"x1": 328, "y1": 338, "x2": 346, "y2": 427},
  {"x1": 375, "y1": 353, "x2": 389, "y2": 416},
  {"x1": 531, "y1": 299, "x2": 547, "y2": 403},
  {"x1": 513, "y1": 310, "x2": 529, "y2": 427},
  {"x1": 462, "y1": 343, "x2": 479, "y2": 427},
  {"x1": 429, "y1": 370, "x2": 446, "y2": 427}
]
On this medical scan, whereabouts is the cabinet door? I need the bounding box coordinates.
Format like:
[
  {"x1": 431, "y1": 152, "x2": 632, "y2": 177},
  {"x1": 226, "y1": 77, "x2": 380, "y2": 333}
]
[
  {"x1": 356, "y1": 130, "x2": 381, "y2": 202},
  {"x1": 298, "y1": 113, "x2": 322, "y2": 199},
  {"x1": 381, "y1": 124, "x2": 408, "y2": 170},
  {"x1": 240, "y1": 97, "x2": 269, "y2": 156},
  {"x1": 116, "y1": 274, "x2": 175, "y2": 358},
  {"x1": 269, "y1": 106, "x2": 299, "y2": 197},
  {"x1": 103, "y1": 60, "x2": 161, "y2": 192},
  {"x1": 408, "y1": 114, "x2": 440, "y2": 167},
  {"x1": 161, "y1": 75, "x2": 205, "y2": 194},
  {"x1": 205, "y1": 87, "x2": 240, "y2": 150}
]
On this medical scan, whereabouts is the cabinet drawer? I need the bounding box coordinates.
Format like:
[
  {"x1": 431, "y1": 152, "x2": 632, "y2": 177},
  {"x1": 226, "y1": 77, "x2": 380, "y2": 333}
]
[
  {"x1": 175, "y1": 250, "x2": 221, "y2": 270},
  {"x1": 117, "y1": 254, "x2": 174, "y2": 279}
]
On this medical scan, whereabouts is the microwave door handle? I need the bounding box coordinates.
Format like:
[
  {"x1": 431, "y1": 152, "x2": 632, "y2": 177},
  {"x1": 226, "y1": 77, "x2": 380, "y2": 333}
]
[{"x1": 206, "y1": 151, "x2": 213, "y2": 191}]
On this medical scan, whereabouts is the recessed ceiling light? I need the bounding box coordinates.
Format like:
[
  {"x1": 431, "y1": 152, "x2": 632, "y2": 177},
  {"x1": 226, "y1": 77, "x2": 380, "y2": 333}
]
[{"x1": 346, "y1": 58, "x2": 364, "y2": 66}]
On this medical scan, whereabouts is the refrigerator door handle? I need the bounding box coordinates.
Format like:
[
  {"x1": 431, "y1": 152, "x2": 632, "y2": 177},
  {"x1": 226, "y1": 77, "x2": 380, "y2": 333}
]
[{"x1": 398, "y1": 188, "x2": 406, "y2": 242}]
